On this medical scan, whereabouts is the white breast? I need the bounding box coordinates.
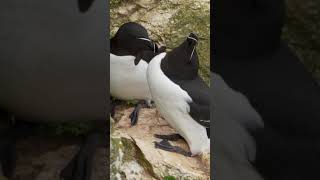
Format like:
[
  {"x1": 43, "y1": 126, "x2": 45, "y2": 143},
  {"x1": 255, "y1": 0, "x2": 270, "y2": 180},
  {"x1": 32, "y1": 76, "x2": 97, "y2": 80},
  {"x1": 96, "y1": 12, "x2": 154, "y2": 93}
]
[
  {"x1": 147, "y1": 53, "x2": 210, "y2": 155},
  {"x1": 110, "y1": 53, "x2": 151, "y2": 101}
]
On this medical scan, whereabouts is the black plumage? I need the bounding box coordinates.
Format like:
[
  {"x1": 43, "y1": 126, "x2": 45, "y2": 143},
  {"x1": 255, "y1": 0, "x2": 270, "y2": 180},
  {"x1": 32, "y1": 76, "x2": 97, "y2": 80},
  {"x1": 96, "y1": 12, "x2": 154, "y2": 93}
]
[
  {"x1": 110, "y1": 22, "x2": 164, "y2": 64},
  {"x1": 161, "y1": 33, "x2": 210, "y2": 134},
  {"x1": 0, "y1": 1, "x2": 107, "y2": 179}
]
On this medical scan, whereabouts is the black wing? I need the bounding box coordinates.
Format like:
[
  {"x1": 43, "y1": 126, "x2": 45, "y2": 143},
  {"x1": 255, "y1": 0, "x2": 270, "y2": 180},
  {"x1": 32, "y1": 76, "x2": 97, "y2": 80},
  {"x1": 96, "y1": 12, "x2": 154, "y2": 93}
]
[{"x1": 174, "y1": 76, "x2": 210, "y2": 128}]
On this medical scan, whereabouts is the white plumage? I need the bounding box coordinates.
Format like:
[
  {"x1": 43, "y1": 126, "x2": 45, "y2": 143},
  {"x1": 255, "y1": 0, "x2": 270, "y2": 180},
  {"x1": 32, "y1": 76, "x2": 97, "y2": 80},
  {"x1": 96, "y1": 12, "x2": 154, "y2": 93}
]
[
  {"x1": 147, "y1": 52, "x2": 210, "y2": 155},
  {"x1": 110, "y1": 53, "x2": 152, "y2": 103}
]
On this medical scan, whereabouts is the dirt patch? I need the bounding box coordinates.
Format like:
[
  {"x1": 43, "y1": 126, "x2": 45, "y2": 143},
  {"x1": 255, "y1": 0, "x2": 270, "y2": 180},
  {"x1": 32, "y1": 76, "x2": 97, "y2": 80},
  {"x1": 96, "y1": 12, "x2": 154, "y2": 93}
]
[{"x1": 13, "y1": 135, "x2": 107, "y2": 180}]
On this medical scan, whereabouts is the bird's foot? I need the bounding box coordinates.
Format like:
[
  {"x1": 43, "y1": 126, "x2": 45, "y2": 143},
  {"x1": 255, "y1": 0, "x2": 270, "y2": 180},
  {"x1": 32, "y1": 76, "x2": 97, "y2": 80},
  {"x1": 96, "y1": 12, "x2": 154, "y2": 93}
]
[
  {"x1": 129, "y1": 103, "x2": 143, "y2": 126},
  {"x1": 0, "y1": 135, "x2": 15, "y2": 179},
  {"x1": 129, "y1": 100, "x2": 153, "y2": 126},
  {"x1": 0, "y1": 113, "x2": 16, "y2": 179},
  {"x1": 60, "y1": 133, "x2": 101, "y2": 180},
  {"x1": 110, "y1": 97, "x2": 120, "y2": 118},
  {"x1": 154, "y1": 134, "x2": 183, "y2": 141},
  {"x1": 110, "y1": 103, "x2": 116, "y2": 118},
  {"x1": 154, "y1": 139, "x2": 191, "y2": 157}
]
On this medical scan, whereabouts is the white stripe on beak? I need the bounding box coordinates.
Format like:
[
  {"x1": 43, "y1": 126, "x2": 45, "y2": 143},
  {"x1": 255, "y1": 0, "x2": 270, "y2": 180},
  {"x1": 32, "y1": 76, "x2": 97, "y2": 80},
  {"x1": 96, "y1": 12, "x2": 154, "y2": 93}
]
[
  {"x1": 187, "y1": 36, "x2": 198, "y2": 43},
  {"x1": 138, "y1": 37, "x2": 155, "y2": 53},
  {"x1": 187, "y1": 36, "x2": 197, "y2": 61},
  {"x1": 190, "y1": 46, "x2": 196, "y2": 61},
  {"x1": 138, "y1": 37, "x2": 151, "y2": 42}
]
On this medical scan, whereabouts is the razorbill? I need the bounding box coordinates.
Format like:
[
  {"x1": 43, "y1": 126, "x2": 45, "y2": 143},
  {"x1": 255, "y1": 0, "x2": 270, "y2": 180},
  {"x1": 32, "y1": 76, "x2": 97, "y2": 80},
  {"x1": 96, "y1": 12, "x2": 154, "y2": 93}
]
[
  {"x1": 137, "y1": 33, "x2": 210, "y2": 156},
  {"x1": 213, "y1": 0, "x2": 320, "y2": 179},
  {"x1": 110, "y1": 22, "x2": 165, "y2": 125},
  {"x1": 212, "y1": 72, "x2": 264, "y2": 180},
  {"x1": 0, "y1": 0, "x2": 107, "y2": 179}
]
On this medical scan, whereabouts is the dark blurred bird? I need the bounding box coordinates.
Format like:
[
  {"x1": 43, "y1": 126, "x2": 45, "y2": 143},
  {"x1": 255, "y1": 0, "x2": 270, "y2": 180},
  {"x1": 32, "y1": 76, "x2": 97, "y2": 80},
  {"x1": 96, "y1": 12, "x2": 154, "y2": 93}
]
[
  {"x1": 213, "y1": 0, "x2": 320, "y2": 179},
  {"x1": 0, "y1": 0, "x2": 106, "y2": 179}
]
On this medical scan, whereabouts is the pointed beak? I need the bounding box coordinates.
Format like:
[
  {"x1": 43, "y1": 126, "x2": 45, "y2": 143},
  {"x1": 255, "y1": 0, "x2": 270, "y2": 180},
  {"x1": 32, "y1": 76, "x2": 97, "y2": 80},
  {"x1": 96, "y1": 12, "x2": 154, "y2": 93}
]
[
  {"x1": 186, "y1": 33, "x2": 198, "y2": 62},
  {"x1": 134, "y1": 57, "x2": 141, "y2": 65},
  {"x1": 134, "y1": 51, "x2": 143, "y2": 65}
]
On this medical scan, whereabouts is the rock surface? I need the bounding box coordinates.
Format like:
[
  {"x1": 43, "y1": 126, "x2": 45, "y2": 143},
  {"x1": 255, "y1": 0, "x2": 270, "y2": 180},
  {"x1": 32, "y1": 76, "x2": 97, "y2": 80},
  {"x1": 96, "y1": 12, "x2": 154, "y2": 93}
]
[
  {"x1": 110, "y1": 105, "x2": 210, "y2": 180},
  {"x1": 13, "y1": 136, "x2": 107, "y2": 180},
  {"x1": 284, "y1": 0, "x2": 320, "y2": 81}
]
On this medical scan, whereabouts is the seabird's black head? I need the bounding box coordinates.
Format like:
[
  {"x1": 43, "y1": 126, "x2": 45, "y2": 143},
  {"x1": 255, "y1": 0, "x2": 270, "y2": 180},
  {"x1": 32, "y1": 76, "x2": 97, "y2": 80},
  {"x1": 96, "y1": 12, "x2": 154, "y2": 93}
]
[
  {"x1": 160, "y1": 33, "x2": 199, "y2": 80},
  {"x1": 213, "y1": 0, "x2": 285, "y2": 62},
  {"x1": 110, "y1": 22, "x2": 165, "y2": 64}
]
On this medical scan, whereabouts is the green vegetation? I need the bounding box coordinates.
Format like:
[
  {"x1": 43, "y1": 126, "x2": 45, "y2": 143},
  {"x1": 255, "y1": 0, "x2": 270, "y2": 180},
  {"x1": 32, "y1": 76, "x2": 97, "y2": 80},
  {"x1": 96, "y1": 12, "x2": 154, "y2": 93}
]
[
  {"x1": 110, "y1": 0, "x2": 123, "y2": 9},
  {"x1": 164, "y1": 175, "x2": 176, "y2": 180},
  {"x1": 36, "y1": 121, "x2": 96, "y2": 136}
]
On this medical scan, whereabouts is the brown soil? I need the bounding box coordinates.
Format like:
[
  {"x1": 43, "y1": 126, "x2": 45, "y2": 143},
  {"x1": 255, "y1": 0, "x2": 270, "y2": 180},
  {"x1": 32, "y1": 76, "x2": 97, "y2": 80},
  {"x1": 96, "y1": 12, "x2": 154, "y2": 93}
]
[{"x1": 13, "y1": 135, "x2": 107, "y2": 180}]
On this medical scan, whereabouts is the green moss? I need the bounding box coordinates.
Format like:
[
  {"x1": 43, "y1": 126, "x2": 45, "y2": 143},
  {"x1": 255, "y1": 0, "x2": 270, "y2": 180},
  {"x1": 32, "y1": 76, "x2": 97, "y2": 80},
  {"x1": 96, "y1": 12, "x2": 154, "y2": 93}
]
[
  {"x1": 110, "y1": 0, "x2": 124, "y2": 9},
  {"x1": 110, "y1": 137, "x2": 126, "y2": 179},
  {"x1": 0, "y1": 176, "x2": 8, "y2": 180},
  {"x1": 36, "y1": 121, "x2": 96, "y2": 136},
  {"x1": 164, "y1": 176, "x2": 176, "y2": 180}
]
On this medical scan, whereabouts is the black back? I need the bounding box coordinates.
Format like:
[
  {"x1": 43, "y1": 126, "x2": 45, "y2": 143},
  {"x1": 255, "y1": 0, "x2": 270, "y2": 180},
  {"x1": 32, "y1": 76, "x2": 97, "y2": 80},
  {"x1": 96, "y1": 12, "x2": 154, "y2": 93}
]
[
  {"x1": 213, "y1": 0, "x2": 320, "y2": 179},
  {"x1": 0, "y1": 0, "x2": 107, "y2": 122}
]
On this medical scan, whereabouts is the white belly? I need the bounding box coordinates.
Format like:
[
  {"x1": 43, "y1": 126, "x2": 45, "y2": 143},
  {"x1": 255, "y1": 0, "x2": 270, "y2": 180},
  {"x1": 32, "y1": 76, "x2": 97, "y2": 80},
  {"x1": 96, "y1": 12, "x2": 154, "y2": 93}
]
[
  {"x1": 110, "y1": 53, "x2": 151, "y2": 101},
  {"x1": 147, "y1": 53, "x2": 210, "y2": 155}
]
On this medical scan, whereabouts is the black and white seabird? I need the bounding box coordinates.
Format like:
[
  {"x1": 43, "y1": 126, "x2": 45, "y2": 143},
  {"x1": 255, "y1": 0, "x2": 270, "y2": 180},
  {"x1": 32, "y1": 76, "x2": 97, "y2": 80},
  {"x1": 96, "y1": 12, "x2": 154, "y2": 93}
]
[
  {"x1": 110, "y1": 22, "x2": 165, "y2": 125},
  {"x1": 212, "y1": 72, "x2": 264, "y2": 180},
  {"x1": 137, "y1": 33, "x2": 210, "y2": 156},
  {"x1": 213, "y1": 0, "x2": 320, "y2": 179},
  {"x1": 0, "y1": 0, "x2": 106, "y2": 179}
]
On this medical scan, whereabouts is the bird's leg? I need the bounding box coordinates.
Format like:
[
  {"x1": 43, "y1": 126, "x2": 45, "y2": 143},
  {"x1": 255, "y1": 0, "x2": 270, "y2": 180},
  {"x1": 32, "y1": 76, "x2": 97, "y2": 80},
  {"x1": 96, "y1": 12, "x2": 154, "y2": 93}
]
[
  {"x1": 110, "y1": 97, "x2": 121, "y2": 118},
  {"x1": 129, "y1": 103, "x2": 142, "y2": 126},
  {"x1": 110, "y1": 103, "x2": 116, "y2": 118},
  {"x1": 129, "y1": 100, "x2": 150, "y2": 126},
  {"x1": 154, "y1": 134, "x2": 183, "y2": 141},
  {"x1": 154, "y1": 140, "x2": 192, "y2": 157},
  {"x1": 0, "y1": 113, "x2": 16, "y2": 179},
  {"x1": 60, "y1": 121, "x2": 107, "y2": 180},
  {"x1": 145, "y1": 100, "x2": 152, "y2": 108}
]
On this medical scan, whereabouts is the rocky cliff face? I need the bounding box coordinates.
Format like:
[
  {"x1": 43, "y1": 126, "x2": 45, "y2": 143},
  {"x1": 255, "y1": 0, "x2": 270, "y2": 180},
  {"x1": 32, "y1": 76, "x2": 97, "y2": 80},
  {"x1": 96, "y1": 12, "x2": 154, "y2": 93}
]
[{"x1": 110, "y1": 106, "x2": 210, "y2": 180}]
